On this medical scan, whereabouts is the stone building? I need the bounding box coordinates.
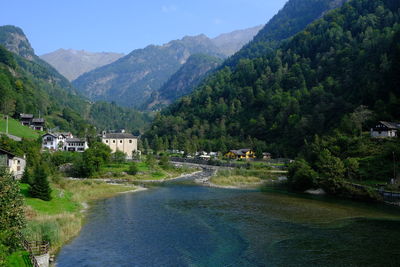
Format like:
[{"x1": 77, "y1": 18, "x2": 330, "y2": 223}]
[{"x1": 101, "y1": 131, "x2": 138, "y2": 159}]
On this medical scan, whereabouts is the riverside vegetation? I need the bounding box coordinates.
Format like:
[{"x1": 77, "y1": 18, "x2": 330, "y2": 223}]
[
  {"x1": 0, "y1": 134, "x2": 196, "y2": 265},
  {"x1": 145, "y1": 0, "x2": 400, "y2": 198}
]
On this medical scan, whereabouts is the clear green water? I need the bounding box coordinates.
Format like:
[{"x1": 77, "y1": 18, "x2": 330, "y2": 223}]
[{"x1": 56, "y1": 181, "x2": 400, "y2": 267}]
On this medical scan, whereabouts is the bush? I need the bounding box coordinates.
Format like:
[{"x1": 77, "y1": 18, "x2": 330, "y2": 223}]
[
  {"x1": 111, "y1": 151, "x2": 126, "y2": 163},
  {"x1": 145, "y1": 154, "x2": 156, "y2": 168},
  {"x1": 158, "y1": 155, "x2": 172, "y2": 170},
  {"x1": 288, "y1": 159, "x2": 317, "y2": 191},
  {"x1": 0, "y1": 168, "x2": 25, "y2": 261},
  {"x1": 127, "y1": 162, "x2": 139, "y2": 175}
]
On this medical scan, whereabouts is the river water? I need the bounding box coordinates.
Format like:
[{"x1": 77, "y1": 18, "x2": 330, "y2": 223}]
[{"x1": 56, "y1": 174, "x2": 400, "y2": 267}]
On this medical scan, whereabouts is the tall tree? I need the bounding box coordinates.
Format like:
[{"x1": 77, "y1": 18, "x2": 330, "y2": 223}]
[
  {"x1": 29, "y1": 165, "x2": 52, "y2": 201},
  {"x1": 0, "y1": 168, "x2": 25, "y2": 263}
]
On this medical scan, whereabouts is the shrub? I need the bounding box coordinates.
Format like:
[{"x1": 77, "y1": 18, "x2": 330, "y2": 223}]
[
  {"x1": 158, "y1": 155, "x2": 172, "y2": 170},
  {"x1": 127, "y1": 162, "x2": 139, "y2": 175},
  {"x1": 111, "y1": 151, "x2": 126, "y2": 163},
  {"x1": 0, "y1": 168, "x2": 25, "y2": 260},
  {"x1": 288, "y1": 159, "x2": 317, "y2": 191}
]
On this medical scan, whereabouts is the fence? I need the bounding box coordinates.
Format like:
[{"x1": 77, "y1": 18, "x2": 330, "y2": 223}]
[
  {"x1": 347, "y1": 182, "x2": 400, "y2": 202},
  {"x1": 20, "y1": 235, "x2": 49, "y2": 267}
]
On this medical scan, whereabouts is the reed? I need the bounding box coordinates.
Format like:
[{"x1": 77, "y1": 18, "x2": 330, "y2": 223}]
[{"x1": 22, "y1": 179, "x2": 136, "y2": 253}]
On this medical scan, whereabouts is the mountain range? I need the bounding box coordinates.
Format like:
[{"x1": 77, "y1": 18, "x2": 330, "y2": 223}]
[
  {"x1": 71, "y1": 25, "x2": 263, "y2": 108},
  {"x1": 40, "y1": 49, "x2": 124, "y2": 81},
  {"x1": 145, "y1": 0, "x2": 399, "y2": 157},
  {"x1": 0, "y1": 25, "x2": 151, "y2": 135}
]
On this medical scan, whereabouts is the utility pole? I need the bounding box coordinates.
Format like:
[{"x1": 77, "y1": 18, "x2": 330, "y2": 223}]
[
  {"x1": 393, "y1": 151, "x2": 396, "y2": 182},
  {"x1": 6, "y1": 115, "x2": 8, "y2": 134}
]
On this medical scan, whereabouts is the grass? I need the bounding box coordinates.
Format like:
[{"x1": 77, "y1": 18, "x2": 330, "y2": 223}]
[
  {"x1": 210, "y1": 175, "x2": 262, "y2": 186},
  {"x1": 210, "y1": 168, "x2": 281, "y2": 187},
  {"x1": 20, "y1": 184, "x2": 79, "y2": 215},
  {"x1": 97, "y1": 160, "x2": 196, "y2": 181},
  {"x1": 21, "y1": 179, "x2": 137, "y2": 254},
  {"x1": 0, "y1": 115, "x2": 43, "y2": 139},
  {"x1": 6, "y1": 251, "x2": 32, "y2": 267}
]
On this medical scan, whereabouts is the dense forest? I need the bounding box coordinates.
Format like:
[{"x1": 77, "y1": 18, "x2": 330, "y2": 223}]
[
  {"x1": 144, "y1": 54, "x2": 223, "y2": 110},
  {"x1": 223, "y1": 0, "x2": 349, "y2": 68},
  {"x1": 145, "y1": 0, "x2": 400, "y2": 158}
]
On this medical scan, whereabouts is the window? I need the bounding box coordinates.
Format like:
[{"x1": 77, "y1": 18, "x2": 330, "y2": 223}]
[
  {"x1": 129, "y1": 140, "x2": 132, "y2": 143},
  {"x1": 106, "y1": 140, "x2": 109, "y2": 143},
  {"x1": 120, "y1": 140, "x2": 123, "y2": 143},
  {"x1": 113, "y1": 140, "x2": 116, "y2": 143}
]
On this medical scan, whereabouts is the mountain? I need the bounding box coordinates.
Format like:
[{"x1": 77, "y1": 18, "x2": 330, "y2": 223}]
[
  {"x1": 0, "y1": 25, "x2": 74, "y2": 92},
  {"x1": 40, "y1": 49, "x2": 124, "y2": 81},
  {"x1": 211, "y1": 25, "x2": 263, "y2": 56},
  {"x1": 72, "y1": 26, "x2": 262, "y2": 108},
  {"x1": 144, "y1": 54, "x2": 222, "y2": 110},
  {"x1": 223, "y1": 0, "x2": 349, "y2": 68},
  {"x1": 0, "y1": 25, "x2": 151, "y2": 135},
  {"x1": 145, "y1": 0, "x2": 399, "y2": 157}
]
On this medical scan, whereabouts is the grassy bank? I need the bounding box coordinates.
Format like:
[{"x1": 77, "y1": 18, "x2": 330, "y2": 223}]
[
  {"x1": 96, "y1": 161, "x2": 196, "y2": 181},
  {"x1": 210, "y1": 168, "x2": 285, "y2": 187},
  {"x1": 20, "y1": 179, "x2": 137, "y2": 255},
  {"x1": 0, "y1": 116, "x2": 43, "y2": 139}
]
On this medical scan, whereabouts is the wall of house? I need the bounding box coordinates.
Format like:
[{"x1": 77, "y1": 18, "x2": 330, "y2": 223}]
[
  {"x1": 370, "y1": 130, "x2": 397, "y2": 138},
  {"x1": 8, "y1": 157, "x2": 26, "y2": 179},
  {"x1": 102, "y1": 138, "x2": 137, "y2": 159}
]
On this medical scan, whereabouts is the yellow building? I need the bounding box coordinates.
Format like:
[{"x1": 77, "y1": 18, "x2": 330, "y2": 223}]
[
  {"x1": 225, "y1": 149, "x2": 255, "y2": 160},
  {"x1": 101, "y1": 131, "x2": 138, "y2": 159}
]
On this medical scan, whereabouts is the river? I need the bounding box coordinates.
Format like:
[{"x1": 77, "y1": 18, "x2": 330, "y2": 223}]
[{"x1": 56, "y1": 171, "x2": 400, "y2": 266}]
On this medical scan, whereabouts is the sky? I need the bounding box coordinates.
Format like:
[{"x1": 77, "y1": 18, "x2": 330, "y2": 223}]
[{"x1": 0, "y1": 0, "x2": 288, "y2": 55}]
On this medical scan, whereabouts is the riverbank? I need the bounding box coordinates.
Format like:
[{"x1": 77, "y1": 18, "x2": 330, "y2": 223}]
[
  {"x1": 197, "y1": 167, "x2": 286, "y2": 189},
  {"x1": 20, "y1": 179, "x2": 142, "y2": 259}
]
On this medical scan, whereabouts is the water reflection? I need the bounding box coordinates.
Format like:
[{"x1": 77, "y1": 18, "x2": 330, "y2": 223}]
[{"x1": 56, "y1": 184, "x2": 400, "y2": 267}]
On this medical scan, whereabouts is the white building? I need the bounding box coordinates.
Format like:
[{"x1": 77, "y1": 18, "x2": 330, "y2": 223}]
[
  {"x1": 42, "y1": 132, "x2": 87, "y2": 152},
  {"x1": 64, "y1": 138, "x2": 89, "y2": 152},
  {"x1": 370, "y1": 121, "x2": 400, "y2": 138},
  {"x1": 0, "y1": 148, "x2": 26, "y2": 179},
  {"x1": 101, "y1": 131, "x2": 138, "y2": 159}
]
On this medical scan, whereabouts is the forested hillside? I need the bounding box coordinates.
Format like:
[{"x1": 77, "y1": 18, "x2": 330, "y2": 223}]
[
  {"x1": 0, "y1": 26, "x2": 152, "y2": 135},
  {"x1": 144, "y1": 54, "x2": 222, "y2": 110},
  {"x1": 223, "y1": 0, "x2": 348, "y2": 68},
  {"x1": 145, "y1": 0, "x2": 400, "y2": 157}
]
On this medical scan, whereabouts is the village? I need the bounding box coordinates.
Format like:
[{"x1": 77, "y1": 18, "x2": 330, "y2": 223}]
[{"x1": 1, "y1": 113, "x2": 399, "y2": 181}]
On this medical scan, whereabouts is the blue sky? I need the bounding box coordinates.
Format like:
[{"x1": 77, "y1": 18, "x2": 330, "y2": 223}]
[{"x1": 1, "y1": 0, "x2": 288, "y2": 55}]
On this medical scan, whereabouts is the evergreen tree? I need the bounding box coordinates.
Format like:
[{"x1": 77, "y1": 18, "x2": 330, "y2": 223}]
[
  {"x1": 20, "y1": 166, "x2": 32, "y2": 185},
  {"x1": 29, "y1": 165, "x2": 52, "y2": 201}
]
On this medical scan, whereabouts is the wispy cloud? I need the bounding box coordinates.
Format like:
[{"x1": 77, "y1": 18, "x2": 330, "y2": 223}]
[
  {"x1": 213, "y1": 18, "x2": 223, "y2": 25},
  {"x1": 161, "y1": 5, "x2": 178, "y2": 13}
]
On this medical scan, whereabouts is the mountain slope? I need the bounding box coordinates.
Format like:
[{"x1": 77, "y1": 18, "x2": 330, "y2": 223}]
[
  {"x1": 145, "y1": 0, "x2": 400, "y2": 157},
  {"x1": 0, "y1": 25, "x2": 74, "y2": 92},
  {"x1": 0, "y1": 25, "x2": 152, "y2": 135},
  {"x1": 72, "y1": 26, "x2": 262, "y2": 108},
  {"x1": 223, "y1": 0, "x2": 349, "y2": 68},
  {"x1": 73, "y1": 34, "x2": 224, "y2": 107},
  {"x1": 40, "y1": 49, "x2": 124, "y2": 81},
  {"x1": 211, "y1": 25, "x2": 263, "y2": 57},
  {"x1": 144, "y1": 54, "x2": 222, "y2": 110}
]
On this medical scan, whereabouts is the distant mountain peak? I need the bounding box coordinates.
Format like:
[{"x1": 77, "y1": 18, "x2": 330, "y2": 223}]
[{"x1": 40, "y1": 49, "x2": 124, "y2": 81}]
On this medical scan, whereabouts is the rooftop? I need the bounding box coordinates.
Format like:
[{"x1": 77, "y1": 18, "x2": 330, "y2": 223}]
[
  {"x1": 20, "y1": 113, "x2": 33, "y2": 119},
  {"x1": 103, "y1": 133, "x2": 137, "y2": 139}
]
